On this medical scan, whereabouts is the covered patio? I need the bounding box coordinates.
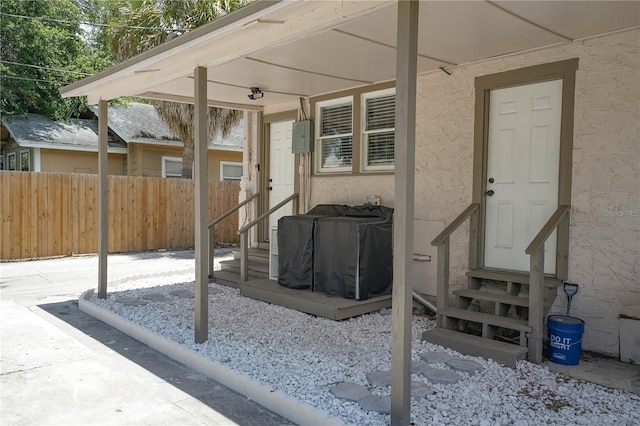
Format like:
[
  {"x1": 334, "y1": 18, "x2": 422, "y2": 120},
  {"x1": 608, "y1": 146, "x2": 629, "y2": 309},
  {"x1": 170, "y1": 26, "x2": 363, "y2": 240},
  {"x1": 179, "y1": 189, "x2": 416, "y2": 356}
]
[{"x1": 61, "y1": 1, "x2": 639, "y2": 423}]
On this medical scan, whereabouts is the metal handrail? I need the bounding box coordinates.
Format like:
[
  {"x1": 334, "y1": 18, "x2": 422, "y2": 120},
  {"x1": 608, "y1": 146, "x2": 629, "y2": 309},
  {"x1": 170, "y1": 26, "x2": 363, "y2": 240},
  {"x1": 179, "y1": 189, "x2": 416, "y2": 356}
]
[
  {"x1": 525, "y1": 205, "x2": 571, "y2": 254},
  {"x1": 431, "y1": 203, "x2": 479, "y2": 246},
  {"x1": 526, "y1": 204, "x2": 571, "y2": 364},
  {"x1": 237, "y1": 192, "x2": 299, "y2": 283},
  {"x1": 208, "y1": 193, "x2": 260, "y2": 277}
]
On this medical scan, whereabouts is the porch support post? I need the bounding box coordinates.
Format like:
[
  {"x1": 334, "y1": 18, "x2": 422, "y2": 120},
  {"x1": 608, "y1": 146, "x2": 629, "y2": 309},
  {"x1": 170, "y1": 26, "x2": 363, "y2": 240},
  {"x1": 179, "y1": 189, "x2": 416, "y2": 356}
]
[
  {"x1": 528, "y1": 246, "x2": 545, "y2": 363},
  {"x1": 194, "y1": 66, "x2": 209, "y2": 343},
  {"x1": 391, "y1": 1, "x2": 418, "y2": 425},
  {"x1": 97, "y1": 99, "x2": 108, "y2": 299}
]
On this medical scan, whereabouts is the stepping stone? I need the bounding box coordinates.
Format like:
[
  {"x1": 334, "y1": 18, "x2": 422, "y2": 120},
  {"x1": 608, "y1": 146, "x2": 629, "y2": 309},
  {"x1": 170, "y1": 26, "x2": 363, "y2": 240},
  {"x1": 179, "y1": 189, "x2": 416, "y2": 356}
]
[
  {"x1": 421, "y1": 368, "x2": 461, "y2": 385},
  {"x1": 140, "y1": 293, "x2": 168, "y2": 302},
  {"x1": 419, "y1": 351, "x2": 453, "y2": 364},
  {"x1": 412, "y1": 361, "x2": 433, "y2": 376},
  {"x1": 358, "y1": 395, "x2": 391, "y2": 414},
  {"x1": 366, "y1": 370, "x2": 392, "y2": 387},
  {"x1": 116, "y1": 297, "x2": 149, "y2": 306},
  {"x1": 446, "y1": 358, "x2": 483, "y2": 374},
  {"x1": 169, "y1": 290, "x2": 194, "y2": 298},
  {"x1": 411, "y1": 381, "x2": 433, "y2": 398},
  {"x1": 329, "y1": 383, "x2": 371, "y2": 401},
  {"x1": 115, "y1": 296, "x2": 138, "y2": 304}
]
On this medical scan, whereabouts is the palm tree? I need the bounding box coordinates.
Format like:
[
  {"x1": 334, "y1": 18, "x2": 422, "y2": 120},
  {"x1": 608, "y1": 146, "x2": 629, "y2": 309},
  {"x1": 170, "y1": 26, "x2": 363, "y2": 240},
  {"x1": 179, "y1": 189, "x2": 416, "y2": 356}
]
[{"x1": 110, "y1": 0, "x2": 251, "y2": 178}]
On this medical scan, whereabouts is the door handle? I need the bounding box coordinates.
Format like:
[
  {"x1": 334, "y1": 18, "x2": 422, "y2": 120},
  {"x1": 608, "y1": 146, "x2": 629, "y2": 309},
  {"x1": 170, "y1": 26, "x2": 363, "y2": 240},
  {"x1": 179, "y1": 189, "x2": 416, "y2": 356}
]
[
  {"x1": 268, "y1": 186, "x2": 273, "y2": 191},
  {"x1": 486, "y1": 190, "x2": 494, "y2": 196}
]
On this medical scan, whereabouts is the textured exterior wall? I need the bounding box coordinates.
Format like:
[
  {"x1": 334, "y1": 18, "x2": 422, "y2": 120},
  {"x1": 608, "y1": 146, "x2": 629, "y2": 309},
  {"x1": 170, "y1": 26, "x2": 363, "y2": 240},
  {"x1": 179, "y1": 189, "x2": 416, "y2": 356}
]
[{"x1": 307, "y1": 29, "x2": 639, "y2": 357}]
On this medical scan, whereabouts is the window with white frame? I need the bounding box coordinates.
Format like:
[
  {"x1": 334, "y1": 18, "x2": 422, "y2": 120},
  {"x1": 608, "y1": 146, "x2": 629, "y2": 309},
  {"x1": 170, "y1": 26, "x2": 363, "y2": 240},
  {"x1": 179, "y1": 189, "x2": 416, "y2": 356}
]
[
  {"x1": 220, "y1": 161, "x2": 242, "y2": 181},
  {"x1": 315, "y1": 96, "x2": 353, "y2": 173},
  {"x1": 19, "y1": 149, "x2": 30, "y2": 171},
  {"x1": 162, "y1": 156, "x2": 182, "y2": 178},
  {"x1": 7, "y1": 152, "x2": 16, "y2": 170},
  {"x1": 362, "y1": 88, "x2": 395, "y2": 171}
]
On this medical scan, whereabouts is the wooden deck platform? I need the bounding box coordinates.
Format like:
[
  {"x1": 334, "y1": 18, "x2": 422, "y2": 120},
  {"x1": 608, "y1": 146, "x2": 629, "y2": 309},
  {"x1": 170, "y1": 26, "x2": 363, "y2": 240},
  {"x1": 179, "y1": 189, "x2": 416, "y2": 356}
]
[{"x1": 239, "y1": 279, "x2": 392, "y2": 321}]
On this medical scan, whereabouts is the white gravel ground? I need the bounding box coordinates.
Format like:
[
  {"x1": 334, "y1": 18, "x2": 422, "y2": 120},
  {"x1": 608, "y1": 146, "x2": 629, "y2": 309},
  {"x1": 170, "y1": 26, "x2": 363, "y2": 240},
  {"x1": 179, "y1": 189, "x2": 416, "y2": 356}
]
[{"x1": 89, "y1": 275, "x2": 640, "y2": 426}]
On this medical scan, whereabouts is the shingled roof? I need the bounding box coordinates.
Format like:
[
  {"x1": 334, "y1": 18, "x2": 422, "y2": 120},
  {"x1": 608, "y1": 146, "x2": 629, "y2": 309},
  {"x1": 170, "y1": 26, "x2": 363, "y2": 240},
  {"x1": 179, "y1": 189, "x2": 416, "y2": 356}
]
[
  {"x1": 92, "y1": 102, "x2": 244, "y2": 151},
  {"x1": 1, "y1": 113, "x2": 126, "y2": 153}
]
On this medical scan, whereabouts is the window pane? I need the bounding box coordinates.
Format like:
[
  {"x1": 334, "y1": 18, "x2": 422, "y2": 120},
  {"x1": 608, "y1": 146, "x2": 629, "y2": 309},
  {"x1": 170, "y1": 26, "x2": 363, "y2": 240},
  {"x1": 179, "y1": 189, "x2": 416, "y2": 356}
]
[
  {"x1": 8, "y1": 153, "x2": 16, "y2": 170},
  {"x1": 367, "y1": 132, "x2": 395, "y2": 166},
  {"x1": 222, "y1": 164, "x2": 242, "y2": 180},
  {"x1": 165, "y1": 159, "x2": 182, "y2": 177},
  {"x1": 320, "y1": 103, "x2": 352, "y2": 136},
  {"x1": 366, "y1": 95, "x2": 395, "y2": 131},
  {"x1": 321, "y1": 136, "x2": 352, "y2": 168},
  {"x1": 20, "y1": 151, "x2": 30, "y2": 171}
]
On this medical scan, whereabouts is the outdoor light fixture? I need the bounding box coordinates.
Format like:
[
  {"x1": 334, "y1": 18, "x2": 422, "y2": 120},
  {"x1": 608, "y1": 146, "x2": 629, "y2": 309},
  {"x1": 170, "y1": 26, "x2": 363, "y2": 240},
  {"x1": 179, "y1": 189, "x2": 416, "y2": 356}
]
[{"x1": 248, "y1": 87, "x2": 264, "y2": 100}]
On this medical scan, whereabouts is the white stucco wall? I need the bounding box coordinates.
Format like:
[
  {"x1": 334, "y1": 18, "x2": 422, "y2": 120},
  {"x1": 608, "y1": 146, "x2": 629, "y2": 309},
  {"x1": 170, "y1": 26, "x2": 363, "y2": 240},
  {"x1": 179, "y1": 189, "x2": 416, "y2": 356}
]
[{"x1": 307, "y1": 28, "x2": 639, "y2": 357}]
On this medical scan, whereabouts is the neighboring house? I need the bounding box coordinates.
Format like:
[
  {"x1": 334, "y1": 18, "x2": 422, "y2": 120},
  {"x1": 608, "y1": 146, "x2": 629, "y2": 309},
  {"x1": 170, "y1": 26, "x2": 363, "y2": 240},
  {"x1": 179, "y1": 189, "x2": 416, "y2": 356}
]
[
  {"x1": 0, "y1": 113, "x2": 127, "y2": 175},
  {"x1": 59, "y1": 0, "x2": 639, "y2": 373},
  {"x1": 1, "y1": 103, "x2": 243, "y2": 181},
  {"x1": 91, "y1": 103, "x2": 244, "y2": 180}
]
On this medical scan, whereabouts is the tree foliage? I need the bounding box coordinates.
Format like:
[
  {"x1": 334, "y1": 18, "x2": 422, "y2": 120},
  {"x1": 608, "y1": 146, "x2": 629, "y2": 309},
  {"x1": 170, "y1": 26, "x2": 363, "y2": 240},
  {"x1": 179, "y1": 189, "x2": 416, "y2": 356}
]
[
  {"x1": 110, "y1": 0, "x2": 250, "y2": 178},
  {"x1": 0, "y1": 0, "x2": 114, "y2": 120}
]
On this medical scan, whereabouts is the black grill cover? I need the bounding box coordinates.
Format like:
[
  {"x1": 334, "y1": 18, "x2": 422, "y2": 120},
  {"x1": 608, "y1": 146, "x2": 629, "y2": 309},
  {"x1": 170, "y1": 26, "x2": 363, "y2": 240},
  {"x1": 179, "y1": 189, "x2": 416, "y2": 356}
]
[
  {"x1": 277, "y1": 215, "x2": 325, "y2": 289},
  {"x1": 307, "y1": 204, "x2": 351, "y2": 216},
  {"x1": 344, "y1": 205, "x2": 394, "y2": 221},
  {"x1": 313, "y1": 216, "x2": 393, "y2": 300}
]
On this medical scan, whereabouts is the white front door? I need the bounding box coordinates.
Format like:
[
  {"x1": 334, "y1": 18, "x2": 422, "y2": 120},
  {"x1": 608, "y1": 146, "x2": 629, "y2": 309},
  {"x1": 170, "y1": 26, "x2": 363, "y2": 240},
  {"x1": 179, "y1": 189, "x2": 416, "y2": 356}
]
[
  {"x1": 484, "y1": 79, "x2": 562, "y2": 274},
  {"x1": 269, "y1": 120, "x2": 295, "y2": 233}
]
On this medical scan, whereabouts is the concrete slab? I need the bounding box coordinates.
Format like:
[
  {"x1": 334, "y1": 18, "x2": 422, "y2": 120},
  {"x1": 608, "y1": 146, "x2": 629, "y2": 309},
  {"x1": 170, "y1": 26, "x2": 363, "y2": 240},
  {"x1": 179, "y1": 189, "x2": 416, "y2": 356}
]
[{"x1": 0, "y1": 250, "x2": 293, "y2": 426}]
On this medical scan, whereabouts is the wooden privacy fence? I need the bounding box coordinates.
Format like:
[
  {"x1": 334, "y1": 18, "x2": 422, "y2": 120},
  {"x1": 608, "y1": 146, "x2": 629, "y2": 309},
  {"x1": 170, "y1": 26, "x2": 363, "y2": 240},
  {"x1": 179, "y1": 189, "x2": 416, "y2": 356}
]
[{"x1": 0, "y1": 171, "x2": 240, "y2": 260}]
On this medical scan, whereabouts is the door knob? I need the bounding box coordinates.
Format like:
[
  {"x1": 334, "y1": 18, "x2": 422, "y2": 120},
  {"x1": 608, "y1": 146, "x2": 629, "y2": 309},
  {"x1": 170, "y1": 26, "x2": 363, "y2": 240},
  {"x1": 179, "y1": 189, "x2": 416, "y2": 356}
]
[
  {"x1": 486, "y1": 190, "x2": 494, "y2": 196},
  {"x1": 268, "y1": 178, "x2": 273, "y2": 182},
  {"x1": 488, "y1": 177, "x2": 495, "y2": 183},
  {"x1": 268, "y1": 186, "x2": 273, "y2": 191}
]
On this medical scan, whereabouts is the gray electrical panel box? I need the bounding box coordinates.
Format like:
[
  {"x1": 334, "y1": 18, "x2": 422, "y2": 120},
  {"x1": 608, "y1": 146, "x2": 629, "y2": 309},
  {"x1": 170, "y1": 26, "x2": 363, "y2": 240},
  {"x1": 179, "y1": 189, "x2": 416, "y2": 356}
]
[{"x1": 292, "y1": 120, "x2": 313, "y2": 154}]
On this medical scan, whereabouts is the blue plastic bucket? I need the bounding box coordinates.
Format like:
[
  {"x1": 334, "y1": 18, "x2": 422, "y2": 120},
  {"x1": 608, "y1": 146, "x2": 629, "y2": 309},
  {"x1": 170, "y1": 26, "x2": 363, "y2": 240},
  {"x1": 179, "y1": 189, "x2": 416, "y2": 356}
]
[{"x1": 547, "y1": 315, "x2": 585, "y2": 365}]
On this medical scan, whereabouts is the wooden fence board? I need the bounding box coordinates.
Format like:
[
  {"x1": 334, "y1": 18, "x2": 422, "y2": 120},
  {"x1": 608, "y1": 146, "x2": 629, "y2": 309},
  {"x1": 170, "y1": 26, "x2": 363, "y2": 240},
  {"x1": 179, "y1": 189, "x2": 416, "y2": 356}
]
[{"x1": 0, "y1": 171, "x2": 240, "y2": 260}]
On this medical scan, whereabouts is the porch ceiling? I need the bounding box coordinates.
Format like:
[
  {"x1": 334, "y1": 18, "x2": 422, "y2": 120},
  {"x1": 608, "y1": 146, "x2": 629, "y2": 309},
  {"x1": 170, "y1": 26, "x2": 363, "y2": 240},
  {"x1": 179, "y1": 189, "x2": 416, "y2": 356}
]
[{"x1": 61, "y1": 0, "x2": 639, "y2": 109}]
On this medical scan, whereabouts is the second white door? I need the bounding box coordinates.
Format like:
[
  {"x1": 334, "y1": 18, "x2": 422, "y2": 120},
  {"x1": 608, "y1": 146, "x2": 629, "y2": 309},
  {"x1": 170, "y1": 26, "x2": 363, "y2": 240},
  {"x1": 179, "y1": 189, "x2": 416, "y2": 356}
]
[{"x1": 484, "y1": 79, "x2": 562, "y2": 274}]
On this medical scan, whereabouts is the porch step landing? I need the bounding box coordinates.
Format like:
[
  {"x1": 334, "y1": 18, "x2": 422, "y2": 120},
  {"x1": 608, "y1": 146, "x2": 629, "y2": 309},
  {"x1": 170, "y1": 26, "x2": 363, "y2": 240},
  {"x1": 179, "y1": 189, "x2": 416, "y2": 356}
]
[{"x1": 240, "y1": 279, "x2": 392, "y2": 321}]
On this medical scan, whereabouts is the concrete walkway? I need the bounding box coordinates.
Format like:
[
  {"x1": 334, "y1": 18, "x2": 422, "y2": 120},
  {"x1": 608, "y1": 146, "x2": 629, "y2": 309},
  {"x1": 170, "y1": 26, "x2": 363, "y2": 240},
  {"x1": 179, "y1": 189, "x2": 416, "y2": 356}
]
[{"x1": 0, "y1": 250, "x2": 292, "y2": 426}]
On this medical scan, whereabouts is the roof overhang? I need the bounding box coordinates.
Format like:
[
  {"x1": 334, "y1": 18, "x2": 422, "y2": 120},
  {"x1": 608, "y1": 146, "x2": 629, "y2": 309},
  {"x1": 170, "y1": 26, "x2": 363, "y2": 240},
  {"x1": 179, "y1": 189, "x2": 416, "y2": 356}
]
[{"x1": 61, "y1": 0, "x2": 640, "y2": 110}]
